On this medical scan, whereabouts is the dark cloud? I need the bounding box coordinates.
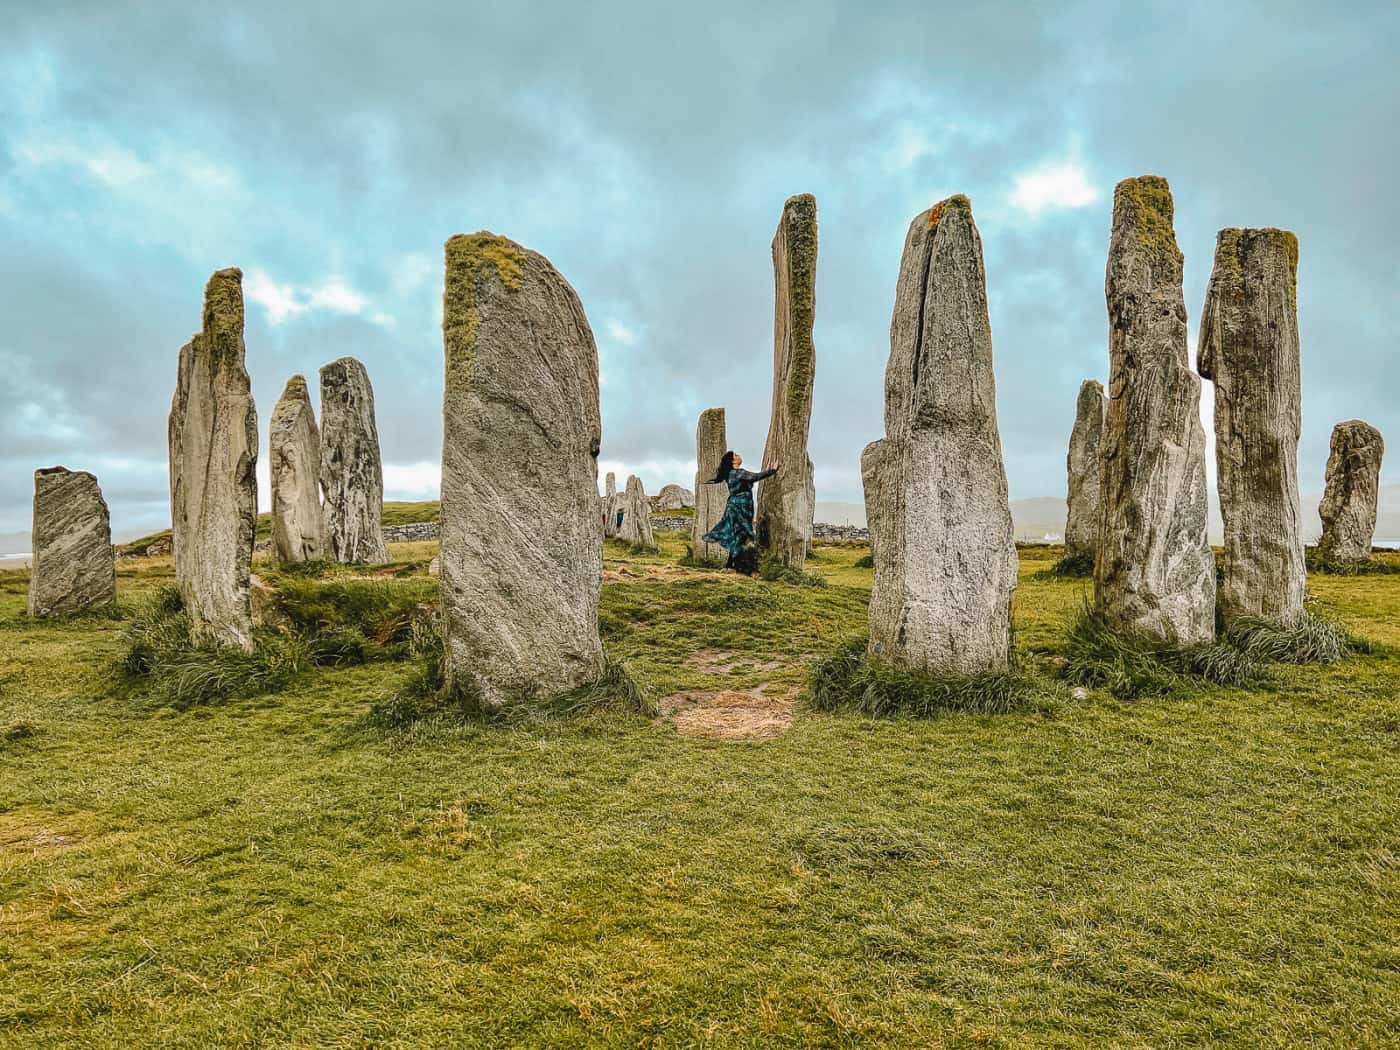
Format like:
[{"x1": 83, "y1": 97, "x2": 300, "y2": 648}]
[{"x1": 1, "y1": 0, "x2": 1395, "y2": 534}]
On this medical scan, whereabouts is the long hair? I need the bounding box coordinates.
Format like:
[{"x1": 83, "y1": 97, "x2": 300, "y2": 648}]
[{"x1": 710, "y1": 450, "x2": 736, "y2": 484}]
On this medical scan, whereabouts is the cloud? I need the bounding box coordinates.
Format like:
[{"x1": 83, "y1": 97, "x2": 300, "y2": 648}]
[
  {"x1": 1008, "y1": 162, "x2": 1100, "y2": 217},
  {"x1": 243, "y1": 270, "x2": 378, "y2": 326}
]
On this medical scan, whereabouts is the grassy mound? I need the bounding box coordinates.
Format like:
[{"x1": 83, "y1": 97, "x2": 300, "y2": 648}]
[
  {"x1": 1224, "y1": 613, "x2": 1369, "y2": 664},
  {"x1": 1305, "y1": 546, "x2": 1400, "y2": 575}
]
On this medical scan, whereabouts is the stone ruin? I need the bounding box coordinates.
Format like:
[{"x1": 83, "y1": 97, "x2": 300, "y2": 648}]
[
  {"x1": 1318, "y1": 420, "x2": 1385, "y2": 562},
  {"x1": 755, "y1": 193, "x2": 817, "y2": 570},
  {"x1": 319, "y1": 356, "x2": 390, "y2": 564},
  {"x1": 1095, "y1": 176, "x2": 1215, "y2": 642},
  {"x1": 441, "y1": 231, "x2": 605, "y2": 705},
  {"x1": 1064, "y1": 379, "x2": 1105, "y2": 566},
  {"x1": 1198, "y1": 227, "x2": 1305, "y2": 624},
  {"x1": 692, "y1": 407, "x2": 729, "y2": 566},
  {"x1": 269, "y1": 374, "x2": 326, "y2": 563},
  {"x1": 653, "y1": 484, "x2": 694, "y2": 512},
  {"x1": 618, "y1": 474, "x2": 657, "y2": 551},
  {"x1": 27, "y1": 467, "x2": 115, "y2": 617},
  {"x1": 866, "y1": 196, "x2": 1017, "y2": 674},
  {"x1": 168, "y1": 267, "x2": 258, "y2": 650}
]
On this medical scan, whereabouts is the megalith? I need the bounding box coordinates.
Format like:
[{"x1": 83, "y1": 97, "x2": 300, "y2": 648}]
[
  {"x1": 1318, "y1": 420, "x2": 1385, "y2": 562},
  {"x1": 654, "y1": 484, "x2": 694, "y2": 511},
  {"x1": 441, "y1": 232, "x2": 605, "y2": 704},
  {"x1": 269, "y1": 375, "x2": 325, "y2": 563},
  {"x1": 867, "y1": 196, "x2": 1017, "y2": 674},
  {"x1": 1095, "y1": 176, "x2": 1216, "y2": 642},
  {"x1": 1064, "y1": 379, "x2": 1106, "y2": 564},
  {"x1": 755, "y1": 193, "x2": 817, "y2": 570},
  {"x1": 27, "y1": 467, "x2": 115, "y2": 617},
  {"x1": 618, "y1": 475, "x2": 657, "y2": 551},
  {"x1": 601, "y1": 472, "x2": 619, "y2": 537},
  {"x1": 1198, "y1": 227, "x2": 1305, "y2": 623},
  {"x1": 319, "y1": 357, "x2": 389, "y2": 564},
  {"x1": 168, "y1": 267, "x2": 258, "y2": 650},
  {"x1": 692, "y1": 407, "x2": 729, "y2": 565}
]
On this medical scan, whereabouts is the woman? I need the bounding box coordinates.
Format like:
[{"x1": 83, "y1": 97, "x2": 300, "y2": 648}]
[{"x1": 701, "y1": 451, "x2": 780, "y2": 572}]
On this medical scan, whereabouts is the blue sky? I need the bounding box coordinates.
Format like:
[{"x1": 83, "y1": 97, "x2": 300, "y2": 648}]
[{"x1": 1, "y1": 1, "x2": 1396, "y2": 535}]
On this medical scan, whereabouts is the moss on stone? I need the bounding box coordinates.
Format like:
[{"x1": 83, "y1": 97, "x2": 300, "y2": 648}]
[
  {"x1": 443, "y1": 233, "x2": 526, "y2": 376},
  {"x1": 1113, "y1": 176, "x2": 1182, "y2": 269},
  {"x1": 776, "y1": 197, "x2": 818, "y2": 423},
  {"x1": 201, "y1": 268, "x2": 245, "y2": 365}
]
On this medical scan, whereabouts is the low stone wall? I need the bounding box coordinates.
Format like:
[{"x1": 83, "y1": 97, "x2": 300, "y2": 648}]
[{"x1": 382, "y1": 521, "x2": 439, "y2": 543}]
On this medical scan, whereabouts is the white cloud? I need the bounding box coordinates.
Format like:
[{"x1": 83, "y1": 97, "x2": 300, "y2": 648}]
[
  {"x1": 14, "y1": 138, "x2": 152, "y2": 188},
  {"x1": 383, "y1": 461, "x2": 441, "y2": 501},
  {"x1": 605, "y1": 319, "x2": 638, "y2": 347},
  {"x1": 244, "y1": 269, "x2": 307, "y2": 324},
  {"x1": 1008, "y1": 162, "x2": 1100, "y2": 217},
  {"x1": 243, "y1": 269, "x2": 382, "y2": 326}
]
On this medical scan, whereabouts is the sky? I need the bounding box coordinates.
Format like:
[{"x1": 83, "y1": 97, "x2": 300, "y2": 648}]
[{"x1": 1, "y1": 1, "x2": 1397, "y2": 537}]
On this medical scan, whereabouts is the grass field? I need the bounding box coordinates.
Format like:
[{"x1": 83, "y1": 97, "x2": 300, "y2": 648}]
[{"x1": 2, "y1": 523, "x2": 1398, "y2": 1048}]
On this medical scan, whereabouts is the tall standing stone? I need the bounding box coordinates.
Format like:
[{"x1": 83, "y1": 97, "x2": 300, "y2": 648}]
[
  {"x1": 602, "y1": 472, "x2": 620, "y2": 537},
  {"x1": 1064, "y1": 379, "x2": 1106, "y2": 563},
  {"x1": 168, "y1": 268, "x2": 258, "y2": 650},
  {"x1": 1198, "y1": 227, "x2": 1305, "y2": 623},
  {"x1": 1318, "y1": 420, "x2": 1385, "y2": 562},
  {"x1": 618, "y1": 475, "x2": 657, "y2": 551},
  {"x1": 756, "y1": 193, "x2": 817, "y2": 570},
  {"x1": 1095, "y1": 176, "x2": 1216, "y2": 642},
  {"x1": 441, "y1": 232, "x2": 605, "y2": 704},
  {"x1": 319, "y1": 357, "x2": 390, "y2": 564},
  {"x1": 27, "y1": 467, "x2": 115, "y2": 617},
  {"x1": 867, "y1": 196, "x2": 1017, "y2": 674},
  {"x1": 692, "y1": 407, "x2": 729, "y2": 565},
  {"x1": 269, "y1": 375, "x2": 325, "y2": 564}
]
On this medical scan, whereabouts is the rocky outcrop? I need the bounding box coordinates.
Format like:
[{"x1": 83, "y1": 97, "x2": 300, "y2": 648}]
[
  {"x1": 867, "y1": 196, "x2": 1017, "y2": 674},
  {"x1": 1064, "y1": 379, "x2": 1106, "y2": 563},
  {"x1": 1095, "y1": 176, "x2": 1216, "y2": 642},
  {"x1": 268, "y1": 375, "x2": 325, "y2": 563},
  {"x1": 692, "y1": 407, "x2": 729, "y2": 565},
  {"x1": 441, "y1": 232, "x2": 606, "y2": 705},
  {"x1": 1318, "y1": 420, "x2": 1385, "y2": 562},
  {"x1": 1198, "y1": 227, "x2": 1305, "y2": 623},
  {"x1": 602, "y1": 472, "x2": 620, "y2": 538},
  {"x1": 27, "y1": 467, "x2": 115, "y2": 617},
  {"x1": 618, "y1": 474, "x2": 657, "y2": 550},
  {"x1": 168, "y1": 268, "x2": 258, "y2": 650},
  {"x1": 319, "y1": 357, "x2": 389, "y2": 564},
  {"x1": 654, "y1": 484, "x2": 694, "y2": 511},
  {"x1": 755, "y1": 193, "x2": 817, "y2": 570}
]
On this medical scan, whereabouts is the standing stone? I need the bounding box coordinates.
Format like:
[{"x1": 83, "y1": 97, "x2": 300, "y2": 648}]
[
  {"x1": 168, "y1": 268, "x2": 258, "y2": 650},
  {"x1": 319, "y1": 357, "x2": 390, "y2": 564},
  {"x1": 654, "y1": 484, "x2": 694, "y2": 511},
  {"x1": 1095, "y1": 176, "x2": 1216, "y2": 642},
  {"x1": 867, "y1": 196, "x2": 1017, "y2": 674},
  {"x1": 755, "y1": 193, "x2": 817, "y2": 570},
  {"x1": 602, "y1": 472, "x2": 621, "y2": 538},
  {"x1": 441, "y1": 232, "x2": 605, "y2": 704},
  {"x1": 27, "y1": 467, "x2": 115, "y2": 617},
  {"x1": 1318, "y1": 420, "x2": 1385, "y2": 562},
  {"x1": 1198, "y1": 227, "x2": 1305, "y2": 623},
  {"x1": 618, "y1": 475, "x2": 657, "y2": 551},
  {"x1": 692, "y1": 407, "x2": 729, "y2": 565},
  {"x1": 1064, "y1": 379, "x2": 1106, "y2": 563},
  {"x1": 269, "y1": 375, "x2": 325, "y2": 563}
]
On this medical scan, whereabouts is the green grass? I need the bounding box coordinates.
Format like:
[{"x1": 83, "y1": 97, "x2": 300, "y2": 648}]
[
  {"x1": 1306, "y1": 545, "x2": 1400, "y2": 576},
  {"x1": 1, "y1": 532, "x2": 1398, "y2": 1046}
]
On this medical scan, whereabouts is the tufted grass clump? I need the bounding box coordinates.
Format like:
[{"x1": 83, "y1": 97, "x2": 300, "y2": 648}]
[
  {"x1": 1042, "y1": 550, "x2": 1095, "y2": 578},
  {"x1": 759, "y1": 554, "x2": 828, "y2": 588},
  {"x1": 810, "y1": 639, "x2": 1046, "y2": 717},
  {"x1": 853, "y1": 553, "x2": 875, "y2": 569},
  {"x1": 116, "y1": 589, "x2": 308, "y2": 708},
  {"x1": 1061, "y1": 604, "x2": 1265, "y2": 699},
  {"x1": 1305, "y1": 547, "x2": 1400, "y2": 576},
  {"x1": 263, "y1": 575, "x2": 438, "y2": 663},
  {"x1": 1224, "y1": 614, "x2": 1369, "y2": 665}
]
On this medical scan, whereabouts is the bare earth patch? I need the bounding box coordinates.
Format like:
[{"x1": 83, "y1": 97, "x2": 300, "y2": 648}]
[
  {"x1": 685, "y1": 647, "x2": 786, "y2": 675},
  {"x1": 603, "y1": 564, "x2": 725, "y2": 584},
  {"x1": 661, "y1": 687, "x2": 796, "y2": 741},
  {"x1": 0, "y1": 809, "x2": 86, "y2": 855}
]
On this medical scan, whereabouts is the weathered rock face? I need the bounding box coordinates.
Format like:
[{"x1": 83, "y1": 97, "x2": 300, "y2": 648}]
[
  {"x1": 755, "y1": 193, "x2": 817, "y2": 570},
  {"x1": 654, "y1": 484, "x2": 694, "y2": 511},
  {"x1": 168, "y1": 268, "x2": 258, "y2": 650},
  {"x1": 27, "y1": 467, "x2": 115, "y2": 617},
  {"x1": 1198, "y1": 227, "x2": 1305, "y2": 623},
  {"x1": 1065, "y1": 379, "x2": 1106, "y2": 562},
  {"x1": 691, "y1": 408, "x2": 729, "y2": 566},
  {"x1": 867, "y1": 196, "x2": 1017, "y2": 674},
  {"x1": 269, "y1": 375, "x2": 325, "y2": 563},
  {"x1": 441, "y1": 232, "x2": 606, "y2": 704},
  {"x1": 618, "y1": 474, "x2": 657, "y2": 550},
  {"x1": 1095, "y1": 176, "x2": 1216, "y2": 642},
  {"x1": 602, "y1": 472, "x2": 620, "y2": 537},
  {"x1": 1318, "y1": 420, "x2": 1385, "y2": 561},
  {"x1": 319, "y1": 357, "x2": 389, "y2": 564}
]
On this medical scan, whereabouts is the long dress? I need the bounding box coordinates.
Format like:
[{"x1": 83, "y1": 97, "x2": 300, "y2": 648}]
[{"x1": 701, "y1": 468, "x2": 776, "y2": 556}]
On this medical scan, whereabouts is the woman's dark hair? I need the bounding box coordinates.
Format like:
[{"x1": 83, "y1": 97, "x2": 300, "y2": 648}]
[{"x1": 710, "y1": 451, "x2": 736, "y2": 484}]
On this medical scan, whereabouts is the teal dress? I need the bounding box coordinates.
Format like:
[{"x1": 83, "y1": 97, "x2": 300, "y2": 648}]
[{"x1": 702, "y1": 468, "x2": 776, "y2": 556}]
